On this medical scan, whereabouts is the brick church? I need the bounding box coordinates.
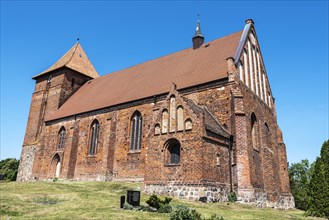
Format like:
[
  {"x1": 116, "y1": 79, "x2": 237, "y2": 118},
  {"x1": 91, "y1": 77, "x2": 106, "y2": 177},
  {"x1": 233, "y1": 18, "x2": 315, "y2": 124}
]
[{"x1": 17, "y1": 19, "x2": 294, "y2": 208}]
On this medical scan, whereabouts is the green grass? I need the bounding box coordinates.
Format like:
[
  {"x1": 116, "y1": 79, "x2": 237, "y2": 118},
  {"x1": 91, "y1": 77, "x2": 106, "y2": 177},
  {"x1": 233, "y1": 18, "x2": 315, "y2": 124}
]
[{"x1": 0, "y1": 181, "x2": 325, "y2": 220}]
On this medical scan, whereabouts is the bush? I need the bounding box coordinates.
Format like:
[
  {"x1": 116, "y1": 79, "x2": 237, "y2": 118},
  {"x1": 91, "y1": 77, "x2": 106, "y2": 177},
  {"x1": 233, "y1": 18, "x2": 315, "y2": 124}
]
[
  {"x1": 227, "y1": 192, "x2": 237, "y2": 203},
  {"x1": 146, "y1": 194, "x2": 172, "y2": 210},
  {"x1": 0, "y1": 158, "x2": 19, "y2": 181},
  {"x1": 158, "y1": 204, "x2": 172, "y2": 213},
  {"x1": 170, "y1": 205, "x2": 224, "y2": 220},
  {"x1": 170, "y1": 205, "x2": 203, "y2": 220}
]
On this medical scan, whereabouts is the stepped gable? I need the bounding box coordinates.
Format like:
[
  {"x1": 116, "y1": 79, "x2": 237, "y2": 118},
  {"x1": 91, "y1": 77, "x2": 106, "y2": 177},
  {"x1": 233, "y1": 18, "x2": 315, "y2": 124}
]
[
  {"x1": 47, "y1": 30, "x2": 243, "y2": 121},
  {"x1": 33, "y1": 43, "x2": 99, "y2": 79}
]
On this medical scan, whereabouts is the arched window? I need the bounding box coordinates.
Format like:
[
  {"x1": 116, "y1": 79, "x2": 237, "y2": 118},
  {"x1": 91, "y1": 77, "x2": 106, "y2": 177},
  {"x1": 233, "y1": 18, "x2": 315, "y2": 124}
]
[
  {"x1": 177, "y1": 106, "x2": 184, "y2": 131},
  {"x1": 251, "y1": 113, "x2": 258, "y2": 150},
  {"x1": 154, "y1": 124, "x2": 161, "y2": 135},
  {"x1": 89, "y1": 120, "x2": 99, "y2": 155},
  {"x1": 185, "y1": 118, "x2": 192, "y2": 130},
  {"x1": 264, "y1": 123, "x2": 270, "y2": 147},
  {"x1": 169, "y1": 95, "x2": 176, "y2": 132},
  {"x1": 130, "y1": 111, "x2": 142, "y2": 151},
  {"x1": 58, "y1": 127, "x2": 66, "y2": 148},
  {"x1": 162, "y1": 109, "x2": 168, "y2": 133},
  {"x1": 164, "y1": 139, "x2": 181, "y2": 165},
  {"x1": 238, "y1": 60, "x2": 244, "y2": 83}
]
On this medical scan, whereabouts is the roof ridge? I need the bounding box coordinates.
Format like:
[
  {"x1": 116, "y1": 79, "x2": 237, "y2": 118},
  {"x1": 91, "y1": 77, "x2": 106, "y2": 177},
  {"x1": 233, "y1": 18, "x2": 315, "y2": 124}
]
[
  {"x1": 46, "y1": 29, "x2": 243, "y2": 121},
  {"x1": 65, "y1": 42, "x2": 80, "y2": 66},
  {"x1": 101, "y1": 30, "x2": 244, "y2": 78}
]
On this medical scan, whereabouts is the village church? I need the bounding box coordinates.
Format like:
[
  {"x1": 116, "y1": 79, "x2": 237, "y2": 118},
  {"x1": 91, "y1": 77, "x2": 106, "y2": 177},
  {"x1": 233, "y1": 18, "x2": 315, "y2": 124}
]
[{"x1": 17, "y1": 19, "x2": 295, "y2": 208}]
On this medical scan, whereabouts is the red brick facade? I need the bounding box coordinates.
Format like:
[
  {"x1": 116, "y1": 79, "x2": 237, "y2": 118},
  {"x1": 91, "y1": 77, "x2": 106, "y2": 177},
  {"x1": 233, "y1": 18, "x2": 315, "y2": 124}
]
[{"x1": 17, "y1": 20, "x2": 294, "y2": 208}]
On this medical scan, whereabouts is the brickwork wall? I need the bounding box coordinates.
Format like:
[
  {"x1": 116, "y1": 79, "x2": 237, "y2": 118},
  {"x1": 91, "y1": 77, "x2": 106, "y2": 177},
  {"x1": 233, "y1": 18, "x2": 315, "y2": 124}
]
[
  {"x1": 235, "y1": 78, "x2": 290, "y2": 203},
  {"x1": 19, "y1": 65, "x2": 293, "y2": 208},
  {"x1": 19, "y1": 68, "x2": 92, "y2": 181}
]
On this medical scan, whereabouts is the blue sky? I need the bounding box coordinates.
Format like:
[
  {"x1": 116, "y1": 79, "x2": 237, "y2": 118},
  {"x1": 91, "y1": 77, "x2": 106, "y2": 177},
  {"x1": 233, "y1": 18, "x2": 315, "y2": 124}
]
[{"x1": 1, "y1": 1, "x2": 328, "y2": 164}]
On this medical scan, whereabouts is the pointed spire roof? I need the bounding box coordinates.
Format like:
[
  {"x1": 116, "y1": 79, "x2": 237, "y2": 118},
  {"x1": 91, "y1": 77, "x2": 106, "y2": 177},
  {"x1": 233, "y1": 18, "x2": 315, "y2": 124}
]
[
  {"x1": 194, "y1": 19, "x2": 203, "y2": 38},
  {"x1": 33, "y1": 42, "x2": 99, "y2": 79}
]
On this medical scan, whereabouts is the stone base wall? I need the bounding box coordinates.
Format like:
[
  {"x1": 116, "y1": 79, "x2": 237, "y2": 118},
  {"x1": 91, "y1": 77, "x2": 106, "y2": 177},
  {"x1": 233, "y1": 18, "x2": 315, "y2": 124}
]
[
  {"x1": 17, "y1": 145, "x2": 37, "y2": 182},
  {"x1": 145, "y1": 184, "x2": 294, "y2": 209},
  {"x1": 144, "y1": 184, "x2": 229, "y2": 202},
  {"x1": 275, "y1": 193, "x2": 295, "y2": 210},
  {"x1": 237, "y1": 188, "x2": 295, "y2": 209}
]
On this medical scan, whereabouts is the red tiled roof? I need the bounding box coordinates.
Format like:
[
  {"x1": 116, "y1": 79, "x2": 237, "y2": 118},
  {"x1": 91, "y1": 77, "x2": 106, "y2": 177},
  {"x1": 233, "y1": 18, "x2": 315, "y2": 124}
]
[
  {"x1": 47, "y1": 30, "x2": 243, "y2": 121},
  {"x1": 33, "y1": 43, "x2": 99, "y2": 79}
]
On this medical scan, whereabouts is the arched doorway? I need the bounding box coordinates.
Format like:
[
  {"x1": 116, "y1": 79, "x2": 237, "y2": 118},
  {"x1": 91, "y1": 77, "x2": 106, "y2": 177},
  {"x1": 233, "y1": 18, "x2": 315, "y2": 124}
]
[{"x1": 51, "y1": 154, "x2": 61, "y2": 178}]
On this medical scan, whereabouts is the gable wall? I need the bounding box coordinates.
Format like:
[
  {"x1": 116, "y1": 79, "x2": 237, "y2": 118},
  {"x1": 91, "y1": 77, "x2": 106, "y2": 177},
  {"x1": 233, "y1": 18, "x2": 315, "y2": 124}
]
[{"x1": 236, "y1": 79, "x2": 288, "y2": 201}]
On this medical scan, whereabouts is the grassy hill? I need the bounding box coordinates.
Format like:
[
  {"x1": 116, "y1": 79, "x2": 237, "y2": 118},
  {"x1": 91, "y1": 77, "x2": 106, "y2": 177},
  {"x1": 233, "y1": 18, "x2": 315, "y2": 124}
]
[{"x1": 0, "y1": 181, "x2": 324, "y2": 220}]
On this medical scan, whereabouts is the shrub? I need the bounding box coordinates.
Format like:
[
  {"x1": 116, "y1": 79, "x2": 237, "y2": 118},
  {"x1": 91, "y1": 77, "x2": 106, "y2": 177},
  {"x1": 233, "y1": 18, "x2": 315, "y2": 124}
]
[
  {"x1": 170, "y1": 205, "x2": 203, "y2": 220},
  {"x1": 146, "y1": 194, "x2": 172, "y2": 210},
  {"x1": 158, "y1": 204, "x2": 172, "y2": 213},
  {"x1": 0, "y1": 158, "x2": 19, "y2": 181},
  {"x1": 227, "y1": 192, "x2": 237, "y2": 203}
]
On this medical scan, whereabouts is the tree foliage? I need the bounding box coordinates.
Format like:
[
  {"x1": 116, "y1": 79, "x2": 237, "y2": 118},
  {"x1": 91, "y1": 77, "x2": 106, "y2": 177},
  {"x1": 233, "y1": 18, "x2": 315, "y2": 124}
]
[
  {"x1": 307, "y1": 140, "x2": 329, "y2": 218},
  {"x1": 288, "y1": 159, "x2": 313, "y2": 210},
  {"x1": 0, "y1": 158, "x2": 20, "y2": 181}
]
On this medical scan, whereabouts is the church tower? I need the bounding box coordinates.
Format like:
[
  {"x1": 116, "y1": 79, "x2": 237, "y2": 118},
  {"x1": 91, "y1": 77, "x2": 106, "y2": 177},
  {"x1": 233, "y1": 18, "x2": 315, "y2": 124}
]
[{"x1": 17, "y1": 42, "x2": 99, "y2": 181}]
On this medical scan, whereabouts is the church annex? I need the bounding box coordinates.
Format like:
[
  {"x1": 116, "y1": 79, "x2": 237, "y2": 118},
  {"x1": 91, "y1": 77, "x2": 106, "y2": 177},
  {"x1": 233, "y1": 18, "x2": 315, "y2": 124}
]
[{"x1": 17, "y1": 19, "x2": 294, "y2": 208}]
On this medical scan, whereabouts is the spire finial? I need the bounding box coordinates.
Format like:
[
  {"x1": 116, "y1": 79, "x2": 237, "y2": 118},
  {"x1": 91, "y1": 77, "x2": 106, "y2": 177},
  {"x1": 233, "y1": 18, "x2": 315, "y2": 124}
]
[
  {"x1": 192, "y1": 14, "x2": 205, "y2": 49},
  {"x1": 77, "y1": 33, "x2": 80, "y2": 43},
  {"x1": 194, "y1": 14, "x2": 203, "y2": 37}
]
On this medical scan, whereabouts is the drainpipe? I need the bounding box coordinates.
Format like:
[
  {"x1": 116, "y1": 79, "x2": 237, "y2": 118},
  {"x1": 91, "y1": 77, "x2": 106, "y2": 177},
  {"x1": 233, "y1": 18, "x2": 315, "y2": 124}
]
[{"x1": 229, "y1": 135, "x2": 234, "y2": 192}]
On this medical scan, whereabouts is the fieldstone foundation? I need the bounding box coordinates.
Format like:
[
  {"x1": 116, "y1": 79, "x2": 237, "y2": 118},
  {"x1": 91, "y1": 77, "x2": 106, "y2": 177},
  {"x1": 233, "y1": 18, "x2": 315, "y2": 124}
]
[
  {"x1": 144, "y1": 184, "x2": 229, "y2": 202},
  {"x1": 17, "y1": 145, "x2": 37, "y2": 182},
  {"x1": 145, "y1": 184, "x2": 294, "y2": 209},
  {"x1": 237, "y1": 188, "x2": 295, "y2": 209}
]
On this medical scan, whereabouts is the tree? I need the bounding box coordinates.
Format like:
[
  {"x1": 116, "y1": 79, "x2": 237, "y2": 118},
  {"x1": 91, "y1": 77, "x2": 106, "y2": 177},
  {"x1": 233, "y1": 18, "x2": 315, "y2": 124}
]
[
  {"x1": 0, "y1": 158, "x2": 19, "y2": 181},
  {"x1": 289, "y1": 159, "x2": 313, "y2": 210},
  {"x1": 307, "y1": 140, "x2": 329, "y2": 218}
]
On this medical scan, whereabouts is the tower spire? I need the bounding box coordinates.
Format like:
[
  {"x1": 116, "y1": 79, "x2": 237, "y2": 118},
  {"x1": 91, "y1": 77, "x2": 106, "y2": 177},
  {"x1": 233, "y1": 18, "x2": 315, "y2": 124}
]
[
  {"x1": 192, "y1": 15, "x2": 204, "y2": 49},
  {"x1": 194, "y1": 14, "x2": 203, "y2": 37}
]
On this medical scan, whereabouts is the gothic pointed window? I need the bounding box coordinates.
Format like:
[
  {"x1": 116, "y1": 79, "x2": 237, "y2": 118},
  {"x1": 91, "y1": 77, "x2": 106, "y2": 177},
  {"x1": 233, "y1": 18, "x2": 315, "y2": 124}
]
[
  {"x1": 185, "y1": 118, "x2": 193, "y2": 130},
  {"x1": 177, "y1": 106, "x2": 184, "y2": 131},
  {"x1": 154, "y1": 124, "x2": 161, "y2": 135},
  {"x1": 58, "y1": 127, "x2": 66, "y2": 149},
  {"x1": 162, "y1": 109, "x2": 168, "y2": 133},
  {"x1": 164, "y1": 139, "x2": 181, "y2": 165},
  {"x1": 251, "y1": 113, "x2": 258, "y2": 150},
  {"x1": 89, "y1": 120, "x2": 99, "y2": 155},
  {"x1": 264, "y1": 123, "x2": 270, "y2": 147},
  {"x1": 130, "y1": 111, "x2": 142, "y2": 151}
]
